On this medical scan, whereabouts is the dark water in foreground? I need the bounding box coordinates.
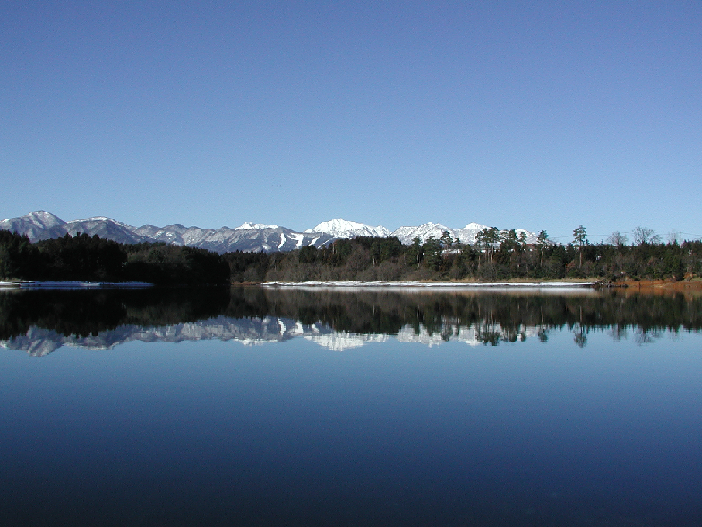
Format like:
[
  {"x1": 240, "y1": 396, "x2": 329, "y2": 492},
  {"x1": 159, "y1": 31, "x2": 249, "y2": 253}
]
[{"x1": 1, "y1": 286, "x2": 702, "y2": 526}]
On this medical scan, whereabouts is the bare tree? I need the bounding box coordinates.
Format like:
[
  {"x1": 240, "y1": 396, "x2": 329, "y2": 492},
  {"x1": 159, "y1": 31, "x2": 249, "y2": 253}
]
[
  {"x1": 667, "y1": 231, "x2": 681, "y2": 245},
  {"x1": 607, "y1": 231, "x2": 628, "y2": 246},
  {"x1": 632, "y1": 226, "x2": 661, "y2": 245}
]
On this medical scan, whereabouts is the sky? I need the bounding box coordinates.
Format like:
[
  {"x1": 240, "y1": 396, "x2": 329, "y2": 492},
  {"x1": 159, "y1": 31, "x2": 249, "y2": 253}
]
[{"x1": 2, "y1": 1, "x2": 701, "y2": 243}]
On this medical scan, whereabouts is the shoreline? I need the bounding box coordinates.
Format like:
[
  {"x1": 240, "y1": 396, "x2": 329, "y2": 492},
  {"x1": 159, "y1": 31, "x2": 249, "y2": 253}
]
[
  {"x1": 0, "y1": 281, "x2": 153, "y2": 290},
  {"x1": 618, "y1": 279, "x2": 702, "y2": 293},
  {"x1": 4, "y1": 279, "x2": 699, "y2": 292},
  {"x1": 262, "y1": 280, "x2": 597, "y2": 289}
]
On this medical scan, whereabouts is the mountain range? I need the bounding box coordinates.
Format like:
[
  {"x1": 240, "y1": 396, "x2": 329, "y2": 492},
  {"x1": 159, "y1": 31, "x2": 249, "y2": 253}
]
[{"x1": 1, "y1": 211, "x2": 538, "y2": 254}]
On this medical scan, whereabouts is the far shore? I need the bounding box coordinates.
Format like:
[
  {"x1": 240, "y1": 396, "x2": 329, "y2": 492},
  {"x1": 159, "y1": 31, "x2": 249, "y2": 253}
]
[
  {"x1": 0, "y1": 281, "x2": 153, "y2": 289},
  {"x1": 260, "y1": 279, "x2": 702, "y2": 293},
  {"x1": 618, "y1": 279, "x2": 702, "y2": 293},
  {"x1": 4, "y1": 279, "x2": 701, "y2": 293},
  {"x1": 262, "y1": 280, "x2": 597, "y2": 289}
]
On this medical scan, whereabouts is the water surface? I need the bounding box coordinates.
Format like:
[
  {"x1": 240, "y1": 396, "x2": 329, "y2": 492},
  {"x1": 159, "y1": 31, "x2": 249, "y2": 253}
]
[{"x1": 1, "y1": 287, "x2": 701, "y2": 525}]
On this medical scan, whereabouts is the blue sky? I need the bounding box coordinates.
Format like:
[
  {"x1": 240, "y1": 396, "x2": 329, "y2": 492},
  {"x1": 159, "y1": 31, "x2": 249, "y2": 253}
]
[{"x1": 2, "y1": 1, "x2": 701, "y2": 243}]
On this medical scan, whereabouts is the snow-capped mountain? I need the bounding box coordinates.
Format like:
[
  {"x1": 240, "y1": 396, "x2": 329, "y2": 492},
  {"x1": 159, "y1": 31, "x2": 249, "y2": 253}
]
[
  {"x1": 65, "y1": 216, "x2": 144, "y2": 244},
  {"x1": 132, "y1": 223, "x2": 334, "y2": 253},
  {"x1": 1, "y1": 212, "x2": 335, "y2": 253},
  {"x1": 454, "y1": 222, "x2": 491, "y2": 245},
  {"x1": 390, "y1": 222, "x2": 454, "y2": 245},
  {"x1": 1, "y1": 211, "x2": 539, "y2": 253},
  {"x1": 0, "y1": 211, "x2": 68, "y2": 241},
  {"x1": 306, "y1": 219, "x2": 391, "y2": 239},
  {"x1": 0, "y1": 211, "x2": 146, "y2": 244},
  {"x1": 391, "y1": 222, "x2": 539, "y2": 245},
  {"x1": 235, "y1": 222, "x2": 280, "y2": 230}
]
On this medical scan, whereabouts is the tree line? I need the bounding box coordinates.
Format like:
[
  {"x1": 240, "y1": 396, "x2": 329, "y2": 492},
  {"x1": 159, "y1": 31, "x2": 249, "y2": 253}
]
[
  {"x1": 2, "y1": 226, "x2": 701, "y2": 284},
  {"x1": 225, "y1": 227, "x2": 702, "y2": 283},
  {"x1": 0, "y1": 230, "x2": 230, "y2": 284}
]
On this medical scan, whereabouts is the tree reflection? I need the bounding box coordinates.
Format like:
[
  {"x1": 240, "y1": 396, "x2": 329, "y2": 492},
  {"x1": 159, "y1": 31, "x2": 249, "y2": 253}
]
[
  {"x1": 573, "y1": 324, "x2": 588, "y2": 348},
  {"x1": 2, "y1": 287, "x2": 701, "y2": 351},
  {"x1": 634, "y1": 327, "x2": 662, "y2": 345}
]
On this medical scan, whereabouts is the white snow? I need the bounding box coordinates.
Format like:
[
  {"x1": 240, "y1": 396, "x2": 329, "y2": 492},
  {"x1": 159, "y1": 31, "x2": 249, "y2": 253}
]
[
  {"x1": 2, "y1": 210, "x2": 543, "y2": 251},
  {"x1": 17, "y1": 281, "x2": 153, "y2": 289},
  {"x1": 306, "y1": 219, "x2": 538, "y2": 245},
  {"x1": 263, "y1": 280, "x2": 596, "y2": 290},
  {"x1": 306, "y1": 218, "x2": 391, "y2": 238},
  {"x1": 67, "y1": 216, "x2": 137, "y2": 230},
  {"x1": 391, "y1": 222, "x2": 452, "y2": 244},
  {"x1": 235, "y1": 222, "x2": 279, "y2": 230},
  {"x1": 291, "y1": 233, "x2": 305, "y2": 248}
]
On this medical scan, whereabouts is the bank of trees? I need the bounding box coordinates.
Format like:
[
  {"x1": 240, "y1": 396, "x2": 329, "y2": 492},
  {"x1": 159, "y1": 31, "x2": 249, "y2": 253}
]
[
  {"x1": 225, "y1": 230, "x2": 702, "y2": 283},
  {"x1": 0, "y1": 231, "x2": 230, "y2": 284},
  {"x1": 2, "y1": 227, "x2": 701, "y2": 284},
  {"x1": 0, "y1": 230, "x2": 37, "y2": 279}
]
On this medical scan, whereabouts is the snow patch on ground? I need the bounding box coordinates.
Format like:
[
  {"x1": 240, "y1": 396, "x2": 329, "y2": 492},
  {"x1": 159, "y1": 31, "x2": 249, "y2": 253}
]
[
  {"x1": 263, "y1": 281, "x2": 596, "y2": 290},
  {"x1": 16, "y1": 281, "x2": 153, "y2": 289}
]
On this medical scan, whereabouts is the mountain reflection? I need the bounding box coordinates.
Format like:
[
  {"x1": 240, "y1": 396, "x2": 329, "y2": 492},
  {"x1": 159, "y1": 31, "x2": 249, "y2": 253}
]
[{"x1": 2, "y1": 286, "x2": 701, "y2": 355}]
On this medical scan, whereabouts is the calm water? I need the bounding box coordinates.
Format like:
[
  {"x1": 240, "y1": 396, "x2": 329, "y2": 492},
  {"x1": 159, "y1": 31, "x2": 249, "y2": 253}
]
[{"x1": 1, "y1": 286, "x2": 702, "y2": 526}]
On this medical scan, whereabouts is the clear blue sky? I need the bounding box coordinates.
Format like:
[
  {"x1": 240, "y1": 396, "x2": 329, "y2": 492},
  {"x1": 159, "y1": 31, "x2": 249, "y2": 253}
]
[{"x1": 2, "y1": 1, "x2": 701, "y2": 242}]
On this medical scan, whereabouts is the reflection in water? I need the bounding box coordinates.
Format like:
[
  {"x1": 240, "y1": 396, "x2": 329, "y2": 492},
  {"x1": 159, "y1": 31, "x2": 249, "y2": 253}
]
[
  {"x1": 3, "y1": 286, "x2": 702, "y2": 526},
  {"x1": 2, "y1": 286, "x2": 701, "y2": 354}
]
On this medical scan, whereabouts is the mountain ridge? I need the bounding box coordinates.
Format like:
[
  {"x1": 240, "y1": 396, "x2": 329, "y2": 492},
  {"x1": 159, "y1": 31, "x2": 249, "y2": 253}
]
[
  {"x1": 305, "y1": 219, "x2": 391, "y2": 239},
  {"x1": 1, "y1": 211, "x2": 538, "y2": 253}
]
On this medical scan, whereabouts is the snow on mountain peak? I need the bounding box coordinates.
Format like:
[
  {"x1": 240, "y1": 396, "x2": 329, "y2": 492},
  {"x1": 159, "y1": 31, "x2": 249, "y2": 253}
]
[
  {"x1": 236, "y1": 222, "x2": 280, "y2": 230},
  {"x1": 306, "y1": 219, "x2": 390, "y2": 239},
  {"x1": 390, "y1": 222, "x2": 453, "y2": 244},
  {"x1": 464, "y1": 222, "x2": 489, "y2": 230},
  {"x1": 1, "y1": 211, "x2": 541, "y2": 251},
  {"x1": 24, "y1": 211, "x2": 66, "y2": 227}
]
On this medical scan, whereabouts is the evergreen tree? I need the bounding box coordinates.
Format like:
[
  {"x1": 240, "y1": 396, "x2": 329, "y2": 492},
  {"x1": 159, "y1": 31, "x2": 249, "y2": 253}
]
[{"x1": 573, "y1": 225, "x2": 587, "y2": 268}]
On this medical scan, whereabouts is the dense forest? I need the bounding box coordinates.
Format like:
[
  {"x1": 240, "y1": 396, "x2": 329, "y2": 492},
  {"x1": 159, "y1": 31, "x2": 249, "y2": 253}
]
[
  {"x1": 224, "y1": 229, "x2": 702, "y2": 283},
  {"x1": 0, "y1": 230, "x2": 230, "y2": 284},
  {"x1": 2, "y1": 227, "x2": 702, "y2": 284}
]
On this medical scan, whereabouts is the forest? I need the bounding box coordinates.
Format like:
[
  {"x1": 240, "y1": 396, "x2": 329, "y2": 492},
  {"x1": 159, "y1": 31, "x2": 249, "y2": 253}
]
[
  {"x1": 0, "y1": 230, "x2": 230, "y2": 284},
  {"x1": 224, "y1": 229, "x2": 702, "y2": 284},
  {"x1": 2, "y1": 227, "x2": 701, "y2": 284}
]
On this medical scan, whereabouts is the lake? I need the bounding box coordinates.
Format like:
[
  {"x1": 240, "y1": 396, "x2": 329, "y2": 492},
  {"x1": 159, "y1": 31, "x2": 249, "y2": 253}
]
[{"x1": 2, "y1": 286, "x2": 702, "y2": 526}]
